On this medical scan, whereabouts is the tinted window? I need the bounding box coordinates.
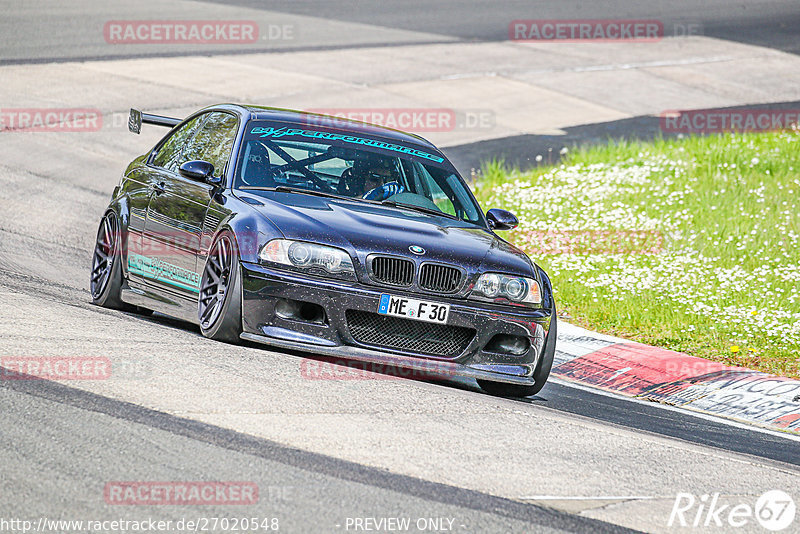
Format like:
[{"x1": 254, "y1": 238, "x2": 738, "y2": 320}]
[
  {"x1": 410, "y1": 161, "x2": 458, "y2": 218},
  {"x1": 181, "y1": 112, "x2": 238, "y2": 178},
  {"x1": 151, "y1": 114, "x2": 206, "y2": 172},
  {"x1": 235, "y1": 121, "x2": 484, "y2": 225}
]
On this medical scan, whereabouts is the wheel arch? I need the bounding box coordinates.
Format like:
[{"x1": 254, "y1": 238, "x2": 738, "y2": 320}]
[
  {"x1": 104, "y1": 195, "x2": 133, "y2": 279},
  {"x1": 210, "y1": 207, "x2": 284, "y2": 265}
]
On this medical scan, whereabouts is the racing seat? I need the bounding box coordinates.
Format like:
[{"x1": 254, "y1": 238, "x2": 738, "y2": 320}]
[{"x1": 241, "y1": 142, "x2": 274, "y2": 187}]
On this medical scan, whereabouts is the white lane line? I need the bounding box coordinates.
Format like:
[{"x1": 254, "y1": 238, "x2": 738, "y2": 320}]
[
  {"x1": 549, "y1": 377, "x2": 800, "y2": 443},
  {"x1": 519, "y1": 496, "x2": 655, "y2": 501},
  {"x1": 561, "y1": 55, "x2": 740, "y2": 72},
  {"x1": 442, "y1": 53, "x2": 762, "y2": 79}
]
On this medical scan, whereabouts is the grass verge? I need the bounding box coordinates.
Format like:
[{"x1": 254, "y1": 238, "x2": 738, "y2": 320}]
[{"x1": 472, "y1": 132, "x2": 800, "y2": 378}]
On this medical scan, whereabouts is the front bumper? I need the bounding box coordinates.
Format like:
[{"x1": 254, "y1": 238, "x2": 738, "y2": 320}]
[{"x1": 240, "y1": 261, "x2": 554, "y2": 385}]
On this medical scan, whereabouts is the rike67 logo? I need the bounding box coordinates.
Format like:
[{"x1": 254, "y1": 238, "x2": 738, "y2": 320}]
[{"x1": 669, "y1": 490, "x2": 796, "y2": 531}]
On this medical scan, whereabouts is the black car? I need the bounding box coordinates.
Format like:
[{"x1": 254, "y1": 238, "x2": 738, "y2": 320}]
[{"x1": 91, "y1": 104, "x2": 556, "y2": 397}]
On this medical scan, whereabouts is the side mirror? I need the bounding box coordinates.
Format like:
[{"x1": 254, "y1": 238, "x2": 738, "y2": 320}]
[
  {"x1": 486, "y1": 208, "x2": 518, "y2": 231},
  {"x1": 179, "y1": 160, "x2": 215, "y2": 183}
]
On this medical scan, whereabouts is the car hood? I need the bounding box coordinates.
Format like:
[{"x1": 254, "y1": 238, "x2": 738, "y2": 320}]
[{"x1": 238, "y1": 191, "x2": 533, "y2": 277}]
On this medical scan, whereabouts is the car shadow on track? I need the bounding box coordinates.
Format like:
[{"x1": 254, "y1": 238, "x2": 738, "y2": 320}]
[
  {"x1": 237, "y1": 336, "x2": 552, "y2": 402},
  {"x1": 138, "y1": 310, "x2": 553, "y2": 401}
]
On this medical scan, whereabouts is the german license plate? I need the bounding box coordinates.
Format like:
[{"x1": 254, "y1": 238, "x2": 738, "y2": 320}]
[{"x1": 377, "y1": 294, "x2": 450, "y2": 324}]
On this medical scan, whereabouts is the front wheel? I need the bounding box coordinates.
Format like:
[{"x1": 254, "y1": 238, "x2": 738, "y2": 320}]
[
  {"x1": 477, "y1": 380, "x2": 540, "y2": 398},
  {"x1": 198, "y1": 231, "x2": 242, "y2": 343}
]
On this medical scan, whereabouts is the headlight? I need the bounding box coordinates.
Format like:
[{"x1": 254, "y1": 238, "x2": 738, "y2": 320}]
[
  {"x1": 470, "y1": 273, "x2": 542, "y2": 307},
  {"x1": 259, "y1": 239, "x2": 355, "y2": 280}
]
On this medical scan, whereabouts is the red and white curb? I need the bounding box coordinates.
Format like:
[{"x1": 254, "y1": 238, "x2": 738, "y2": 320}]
[{"x1": 554, "y1": 322, "x2": 800, "y2": 435}]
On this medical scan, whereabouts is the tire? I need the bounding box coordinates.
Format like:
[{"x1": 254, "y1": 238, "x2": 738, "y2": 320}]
[
  {"x1": 478, "y1": 316, "x2": 557, "y2": 398},
  {"x1": 90, "y1": 211, "x2": 135, "y2": 311},
  {"x1": 477, "y1": 380, "x2": 540, "y2": 398},
  {"x1": 198, "y1": 231, "x2": 242, "y2": 343}
]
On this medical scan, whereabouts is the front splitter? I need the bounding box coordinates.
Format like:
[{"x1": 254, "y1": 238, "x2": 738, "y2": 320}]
[{"x1": 240, "y1": 332, "x2": 535, "y2": 386}]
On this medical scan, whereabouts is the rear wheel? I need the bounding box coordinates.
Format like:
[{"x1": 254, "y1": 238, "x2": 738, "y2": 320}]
[
  {"x1": 90, "y1": 212, "x2": 129, "y2": 309},
  {"x1": 198, "y1": 231, "x2": 242, "y2": 343},
  {"x1": 90, "y1": 211, "x2": 151, "y2": 314}
]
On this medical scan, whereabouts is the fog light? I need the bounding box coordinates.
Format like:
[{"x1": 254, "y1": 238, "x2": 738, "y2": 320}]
[{"x1": 485, "y1": 334, "x2": 530, "y2": 356}]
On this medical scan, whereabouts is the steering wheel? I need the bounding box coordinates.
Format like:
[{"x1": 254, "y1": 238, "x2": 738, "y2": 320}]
[{"x1": 337, "y1": 168, "x2": 361, "y2": 196}]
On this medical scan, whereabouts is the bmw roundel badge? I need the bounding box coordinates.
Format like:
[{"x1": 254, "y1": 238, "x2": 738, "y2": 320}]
[{"x1": 409, "y1": 245, "x2": 426, "y2": 255}]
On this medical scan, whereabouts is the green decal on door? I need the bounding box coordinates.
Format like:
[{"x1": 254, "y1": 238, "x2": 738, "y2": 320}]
[{"x1": 128, "y1": 253, "x2": 200, "y2": 292}]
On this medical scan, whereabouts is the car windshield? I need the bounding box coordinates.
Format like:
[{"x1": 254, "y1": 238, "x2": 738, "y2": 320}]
[{"x1": 234, "y1": 121, "x2": 484, "y2": 225}]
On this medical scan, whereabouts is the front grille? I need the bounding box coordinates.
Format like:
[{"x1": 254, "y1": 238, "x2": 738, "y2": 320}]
[
  {"x1": 346, "y1": 310, "x2": 475, "y2": 358},
  {"x1": 370, "y1": 256, "x2": 414, "y2": 286},
  {"x1": 419, "y1": 263, "x2": 462, "y2": 293}
]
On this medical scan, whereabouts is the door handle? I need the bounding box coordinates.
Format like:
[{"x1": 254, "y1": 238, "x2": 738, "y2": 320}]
[{"x1": 152, "y1": 182, "x2": 166, "y2": 195}]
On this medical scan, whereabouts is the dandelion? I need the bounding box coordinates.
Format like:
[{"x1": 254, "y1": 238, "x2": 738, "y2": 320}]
[{"x1": 730, "y1": 346, "x2": 740, "y2": 353}]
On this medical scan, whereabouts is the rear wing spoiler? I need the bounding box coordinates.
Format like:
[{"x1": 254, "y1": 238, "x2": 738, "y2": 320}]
[{"x1": 128, "y1": 108, "x2": 181, "y2": 134}]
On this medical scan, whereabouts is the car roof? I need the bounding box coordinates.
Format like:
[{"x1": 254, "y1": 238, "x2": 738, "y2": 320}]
[{"x1": 236, "y1": 104, "x2": 439, "y2": 151}]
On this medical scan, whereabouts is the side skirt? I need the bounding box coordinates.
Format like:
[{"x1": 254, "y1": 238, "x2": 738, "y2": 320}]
[{"x1": 121, "y1": 286, "x2": 199, "y2": 324}]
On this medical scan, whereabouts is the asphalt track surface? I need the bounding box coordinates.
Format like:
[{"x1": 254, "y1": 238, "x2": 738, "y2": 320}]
[
  {"x1": 2, "y1": 2, "x2": 799, "y2": 533},
  {"x1": 213, "y1": 0, "x2": 800, "y2": 53},
  {"x1": 1, "y1": 378, "x2": 626, "y2": 533},
  {"x1": 2, "y1": 0, "x2": 799, "y2": 64}
]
